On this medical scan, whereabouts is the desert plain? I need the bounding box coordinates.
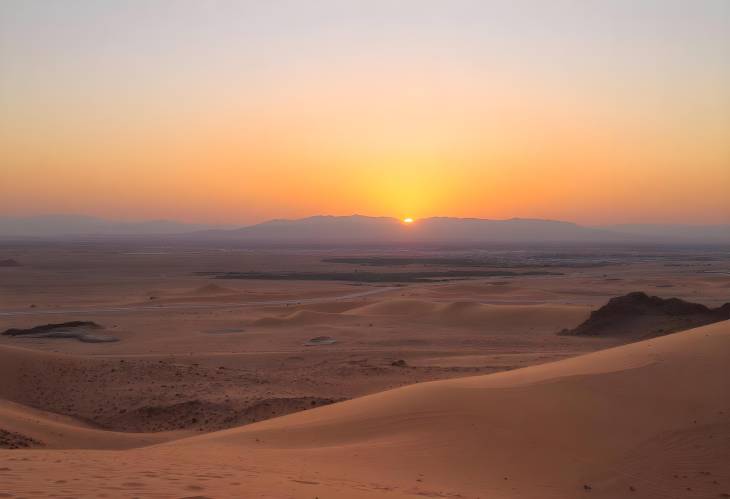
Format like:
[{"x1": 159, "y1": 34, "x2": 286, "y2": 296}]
[{"x1": 0, "y1": 241, "x2": 729, "y2": 498}]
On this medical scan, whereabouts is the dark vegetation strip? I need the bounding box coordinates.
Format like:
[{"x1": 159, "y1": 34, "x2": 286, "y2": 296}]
[
  {"x1": 322, "y1": 257, "x2": 488, "y2": 266},
  {"x1": 321, "y1": 256, "x2": 612, "y2": 268},
  {"x1": 200, "y1": 270, "x2": 561, "y2": 283}
]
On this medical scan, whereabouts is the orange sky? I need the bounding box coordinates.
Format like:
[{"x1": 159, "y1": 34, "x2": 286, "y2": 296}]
[{"x1": 1, "y1": 1, "x2": 729, "y2": 225}]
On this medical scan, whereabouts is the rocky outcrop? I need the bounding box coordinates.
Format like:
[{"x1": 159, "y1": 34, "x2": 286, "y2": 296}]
[{"x1": 562, "y1": 292, "x2": 730, "y2": 339}]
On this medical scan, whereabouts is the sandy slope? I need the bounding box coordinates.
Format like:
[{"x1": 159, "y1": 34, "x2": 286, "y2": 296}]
[
  {"x1": 1, "y1": 320, "x2": 728, "y2": 498},
  {"x1": 0, "y1": 400, "x2": 183, "y2": 450},
  {"x1": 0, "y1": 345, "x2": 190, "y2": 449}
]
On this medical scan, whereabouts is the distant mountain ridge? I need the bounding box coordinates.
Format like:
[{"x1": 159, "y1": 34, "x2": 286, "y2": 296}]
[
  {"x1": 1, "y1": 214, "x2": 728, "y2": 244},
  {"x1": 198, "y1": 215, "x2": 730, "y2": 244},
  {"x1": 0, "y1": 214, "x2": 230, "y2": 237}
]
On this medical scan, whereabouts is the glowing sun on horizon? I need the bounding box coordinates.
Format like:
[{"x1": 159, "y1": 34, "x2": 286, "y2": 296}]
[{"x1": 403, "y1": 217, "x2": 414, "y2": 224}]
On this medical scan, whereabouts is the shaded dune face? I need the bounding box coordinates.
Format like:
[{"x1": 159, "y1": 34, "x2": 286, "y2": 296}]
[{"x1": 0, "y1": 320, "x2": 728, "y2": 498}]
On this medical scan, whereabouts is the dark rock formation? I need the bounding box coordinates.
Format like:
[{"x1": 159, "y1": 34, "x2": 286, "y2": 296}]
[
  {"x1": 304, "y1": 336, "x2": 337, "y2": 346},
  {"x1": 3, "y1": 321, "x2": 102, "y2": 336},
  {"x1": 2, "y1": 321, "x2": 118, "y2": 343},
  {"x1": 562, "y1": 292, "x2": 730, "y2": 339}
]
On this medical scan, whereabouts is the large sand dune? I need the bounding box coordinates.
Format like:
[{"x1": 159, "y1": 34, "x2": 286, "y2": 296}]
[{"x1": 1, "y1": 320, "x2": 728, "y2": 498}]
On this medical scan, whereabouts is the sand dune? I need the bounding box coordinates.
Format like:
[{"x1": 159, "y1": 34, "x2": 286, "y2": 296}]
[
  {"x1": 2, "y1": 321, "x2": 727, "y2": 498},
  {"x1": 344, "y1": 298, "x2": 590, "y2": 329},
  {"x1": 252, "y1": 299, "x2": 589, "y2": 331},
  {"x1": 251, "y1": 309, "x2": 343, "y2": 327},
  {"x1": 345, "y1": 298, "x2": 441, "y2": 316},
  {"x1": 172, "y1": 319, "x2": 730, "y2": 498}
]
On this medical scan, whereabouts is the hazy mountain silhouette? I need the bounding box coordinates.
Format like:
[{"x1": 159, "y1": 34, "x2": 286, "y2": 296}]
[
  {"x1": 0, "y1": 215, "x2": 230, "y2": 237},
  {"x1": 2, "y1": 214, "x2": 727, "y2": 244},
  {"x1": 198, "y1": 215, "x2": 730, "y2": 244}
]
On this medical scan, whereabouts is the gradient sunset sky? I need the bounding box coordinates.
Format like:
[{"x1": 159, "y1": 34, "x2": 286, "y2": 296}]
[{"x1": 1, "y1": 1, "x2": 728, "y2": 225}]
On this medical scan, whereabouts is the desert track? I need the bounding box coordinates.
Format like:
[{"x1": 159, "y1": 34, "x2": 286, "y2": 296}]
[{"x1": 0, "y1": 285, "x2": 399, "y2": 317}]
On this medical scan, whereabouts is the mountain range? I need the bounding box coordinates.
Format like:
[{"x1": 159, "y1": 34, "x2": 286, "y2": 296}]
[
  {"x1": 0, "y1": 214, "x2": 230, "y2": 237},
  {"x1": 1, "y1": 214, "x2": 728, "y2": 244}
]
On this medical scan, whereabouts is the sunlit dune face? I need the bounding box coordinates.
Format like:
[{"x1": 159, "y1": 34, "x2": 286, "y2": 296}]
[{"x1": 403, "y1": 217, "x2": 414, "y2": 225}]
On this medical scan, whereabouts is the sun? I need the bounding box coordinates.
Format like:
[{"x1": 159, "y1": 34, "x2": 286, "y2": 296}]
[{"x1": 402, "y1": 217, "x2": 414, "y2": 224}]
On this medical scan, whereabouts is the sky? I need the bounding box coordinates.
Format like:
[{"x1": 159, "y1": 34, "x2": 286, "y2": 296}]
[{"x1": 1, "y1": 0, "x2": 729, "y2": 225}]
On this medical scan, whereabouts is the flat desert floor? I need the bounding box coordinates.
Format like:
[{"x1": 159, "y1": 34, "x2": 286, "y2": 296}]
[{"x1": 0, "y1": 242, "x2": 729, "y2": 498}]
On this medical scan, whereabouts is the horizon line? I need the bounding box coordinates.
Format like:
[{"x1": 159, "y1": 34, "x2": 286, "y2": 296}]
[{"x1": 1, "y1": 212, "x2": 728, "y2": 228}]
